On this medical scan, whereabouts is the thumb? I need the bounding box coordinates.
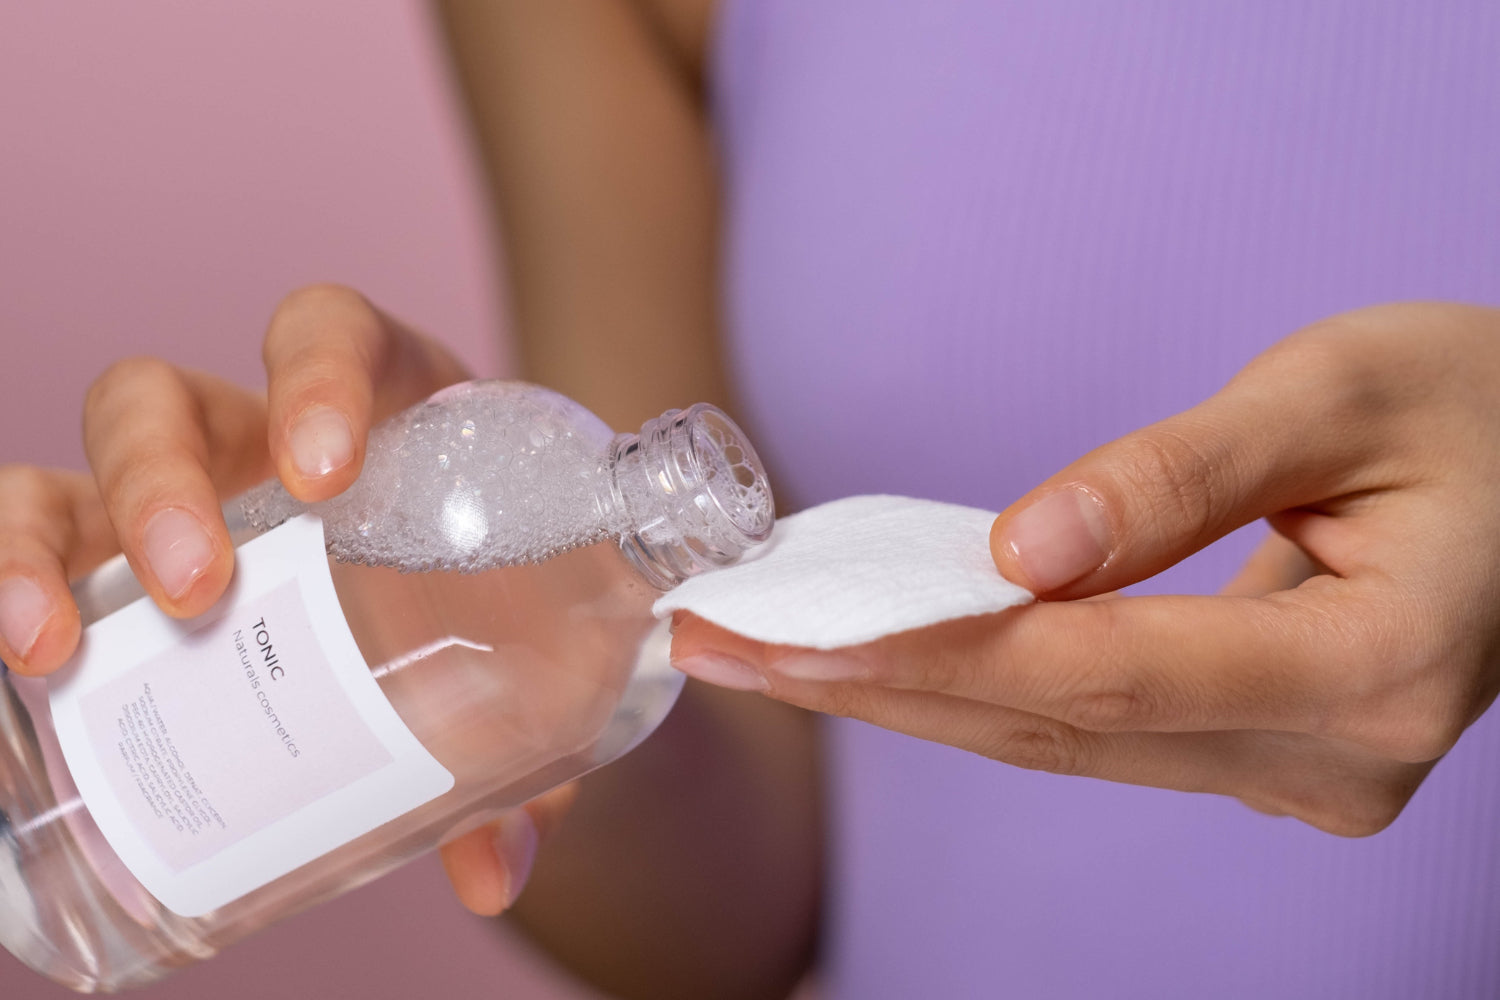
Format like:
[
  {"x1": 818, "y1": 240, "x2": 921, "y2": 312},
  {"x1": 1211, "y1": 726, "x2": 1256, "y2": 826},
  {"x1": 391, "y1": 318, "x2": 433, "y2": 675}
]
[
  {"x1": 437, "y1": 782, "x2": 578, "y2": 916},
  {"x1": 989, "y1": 379, "x2": 1369, "y2": 598}
]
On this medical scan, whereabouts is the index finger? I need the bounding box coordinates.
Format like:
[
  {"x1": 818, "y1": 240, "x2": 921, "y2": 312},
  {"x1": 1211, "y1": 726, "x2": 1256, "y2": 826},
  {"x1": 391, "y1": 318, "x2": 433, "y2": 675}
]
[
  {"x1": 0, "y1": 469, "x2": 108, "y2": 674},
  {"x1": 262, "y1": 285, "x2": 472, "y2": 503},
  {"x1": 685, "y1": 581, "x2": 1433, "y2": 761},
  {"x1": 850, "y1": 591, "x2": 1351, "y2": 737}
]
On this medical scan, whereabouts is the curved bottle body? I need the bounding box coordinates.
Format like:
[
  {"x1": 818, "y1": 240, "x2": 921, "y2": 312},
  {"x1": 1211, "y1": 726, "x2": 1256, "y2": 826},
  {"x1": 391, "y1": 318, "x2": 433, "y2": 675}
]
[{"x1": 0, "y1": 382, "x2": 771, "y2": 992}]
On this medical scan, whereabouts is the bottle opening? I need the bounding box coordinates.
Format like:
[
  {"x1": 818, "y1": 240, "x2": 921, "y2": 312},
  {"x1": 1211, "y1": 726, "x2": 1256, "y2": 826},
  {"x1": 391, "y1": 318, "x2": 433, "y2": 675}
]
[{"x1": 610, "y1": 405, "x2": 774, "y2": 590}]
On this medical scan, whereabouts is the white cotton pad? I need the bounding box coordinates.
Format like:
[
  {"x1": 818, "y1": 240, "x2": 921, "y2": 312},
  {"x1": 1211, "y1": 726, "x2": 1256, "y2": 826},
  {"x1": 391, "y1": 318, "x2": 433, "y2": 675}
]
[{"x1": 652, "y1": 494, "x2": 1034, "y2": 650}]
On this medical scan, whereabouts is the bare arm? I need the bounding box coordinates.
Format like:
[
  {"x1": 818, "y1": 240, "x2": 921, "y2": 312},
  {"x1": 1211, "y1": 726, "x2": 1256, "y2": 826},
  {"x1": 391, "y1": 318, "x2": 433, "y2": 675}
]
[
  {"x1": 438, "y1": 0, "x2": 727, "y2": 431},
  {"x1": 434, "y1": 4, "x2": 823, "y2": 998}
]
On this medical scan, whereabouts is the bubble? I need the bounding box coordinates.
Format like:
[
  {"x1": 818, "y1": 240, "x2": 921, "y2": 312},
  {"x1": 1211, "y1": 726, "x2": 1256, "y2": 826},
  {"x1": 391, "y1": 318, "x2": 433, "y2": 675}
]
[{"x1": 239, "y1": 383, "x2": 626, "y2": 572}]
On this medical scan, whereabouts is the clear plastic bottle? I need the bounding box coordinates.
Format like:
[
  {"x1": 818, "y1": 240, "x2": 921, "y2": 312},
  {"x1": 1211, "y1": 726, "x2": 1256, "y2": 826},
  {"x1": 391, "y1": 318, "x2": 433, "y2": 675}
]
[{"x1": 0, "y1": 381, "x2": 773, "y2": 993}]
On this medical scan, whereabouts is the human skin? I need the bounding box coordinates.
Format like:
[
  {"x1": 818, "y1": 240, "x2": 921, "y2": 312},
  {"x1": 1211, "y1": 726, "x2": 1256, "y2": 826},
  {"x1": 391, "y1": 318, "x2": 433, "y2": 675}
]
[
  {"x1": 4, "y1": 4, "x2": 1500, "y2": 1000},
  {"x1": 673, "y1": 301, "x2": 1500, "y2": 837},
  {"x1": 0, "y1": 3, "x2": 822, "y2": 999},
  {"x1": 0, "y1": 287, "x2": 819, "y2": 1000}
]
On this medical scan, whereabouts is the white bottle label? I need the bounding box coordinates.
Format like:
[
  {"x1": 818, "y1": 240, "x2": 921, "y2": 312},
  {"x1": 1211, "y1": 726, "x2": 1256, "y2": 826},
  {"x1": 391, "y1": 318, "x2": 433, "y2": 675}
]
[{"x1": 48, "y1": 514, "x2": 454, "y2": 917}]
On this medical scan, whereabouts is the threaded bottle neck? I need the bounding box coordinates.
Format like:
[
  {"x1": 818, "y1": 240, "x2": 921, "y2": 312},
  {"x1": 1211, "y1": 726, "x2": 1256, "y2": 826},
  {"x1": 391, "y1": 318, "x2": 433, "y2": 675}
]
[{"x1": 608, "y1": 404, "x2": 775, "y2": 590}]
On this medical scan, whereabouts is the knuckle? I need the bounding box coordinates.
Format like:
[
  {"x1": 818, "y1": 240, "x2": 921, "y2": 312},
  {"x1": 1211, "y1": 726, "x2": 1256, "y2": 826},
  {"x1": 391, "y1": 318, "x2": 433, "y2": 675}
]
[
  {"x1": 1057, "y1": 683, "x2": 1156, "y2": 732},
  {"x1": 1263, "y1": 315, "x2": 1370, "y2": 373},
  {"x1": 86, "y1": 356, "x2": 177, "y2": 413},
  {"x1": 96, "y1": 447, "x2": 188, "y2": 520},
  {"x1": 1255, "y1": 317, "x2": 1398, "y2": 427},
  {"x1": 1045, "y1": 603, "x2": 1164, "y2": 732},
  {"x1": 1379, "y1": 695, "x2": 1469, "y2": 764},
  {"x1": 1327, "y1": 607, "x2": 1476, "y2": 763},
  {"x1": 1298, "y1": 598, "x2": 1402, "y2": 728},
  {"x1": 0, "y1": 526, "x2": 39, "y2": 565},
  {"x1": 286, "y1": 371, "x2": 361, "y2": 408},
  {"x1": 986, "y1": 719, "x2": 1086, "y2": 775},
  {"x1": 0, "y1": 518, "x2": 76, "y2": 583},
  {"x1": 1296, "y1": 781, "x2": 1414, "y2": 839},
  {"x1": 1262, "y1": 753, "x2": 1426, "y2": 838},
  {"x1": 273, "y1": 282, "x2": 370, "y2": 321},
  {"x1": 266, "y1": 285, "x2": 386, "y2": 378},
  {"x1": 0, "y1": 469, "x2": 85, "y2": 562},
  {"x1": 0, "y1": 464, "x2": 53, "y2": 502},
  {"x1": 1117, "y1": 425, "x2": 1231, "y2": 546},
  {"x1": 890, "y1": 621, "x2": 987, "y2": 696},
  {"x1": 0, "y1": 467, "x2": 72, "y2": 540},
  {"x1": 775, "y1": 679, "x2": 865, "y2": 721}
]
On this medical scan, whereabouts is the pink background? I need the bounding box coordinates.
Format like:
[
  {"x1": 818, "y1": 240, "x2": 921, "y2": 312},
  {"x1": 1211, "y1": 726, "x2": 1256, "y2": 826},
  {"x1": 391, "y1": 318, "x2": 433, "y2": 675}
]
[{"x1": 0, "y1": 3, "x2": 602, "y2": 997}]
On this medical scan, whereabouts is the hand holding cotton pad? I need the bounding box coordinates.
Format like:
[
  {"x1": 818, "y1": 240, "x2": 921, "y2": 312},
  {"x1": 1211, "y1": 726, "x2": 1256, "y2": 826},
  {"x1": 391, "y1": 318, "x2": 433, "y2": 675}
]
[{"x1": 653, "y1": 494, "x2": 1034, "y2": 650}]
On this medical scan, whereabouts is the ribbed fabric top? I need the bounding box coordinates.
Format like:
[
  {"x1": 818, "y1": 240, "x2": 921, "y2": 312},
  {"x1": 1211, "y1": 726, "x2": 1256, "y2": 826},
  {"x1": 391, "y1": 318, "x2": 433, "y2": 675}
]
[{"x1": 713, "y1": 3, "x2": 1500, "y2": 997}]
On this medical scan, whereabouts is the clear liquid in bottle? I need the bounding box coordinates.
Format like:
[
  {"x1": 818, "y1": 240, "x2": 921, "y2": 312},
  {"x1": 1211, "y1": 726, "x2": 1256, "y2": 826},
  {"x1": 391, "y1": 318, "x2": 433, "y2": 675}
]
[{"x1": 0, "y1": 381, "x2": 773, "y2": 992}]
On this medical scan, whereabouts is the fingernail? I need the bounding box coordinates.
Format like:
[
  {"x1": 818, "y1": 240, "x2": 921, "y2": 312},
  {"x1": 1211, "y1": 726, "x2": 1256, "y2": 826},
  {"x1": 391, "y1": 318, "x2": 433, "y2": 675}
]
[
  {"x1": 0, "y1": 578, "x2": 51, "y2": 659},
  {"x1": 769, "y1": 652, "x2": 869, "y2": 683},
  {"x1": 494, "y1": 810, "x2": 539, "y2": 910},
  {"x1": 142, "y1": 508, "x2": 215, "y2": 600},
  {"x1": 672, "y1": 652, "x2": 769, "y2": 692},
  {"x1": 289, "y1": 406, "x2": 354, "y2": 479},
  {"x1": 999, "y1": 486, "x2": 1113, "y2": 591}
]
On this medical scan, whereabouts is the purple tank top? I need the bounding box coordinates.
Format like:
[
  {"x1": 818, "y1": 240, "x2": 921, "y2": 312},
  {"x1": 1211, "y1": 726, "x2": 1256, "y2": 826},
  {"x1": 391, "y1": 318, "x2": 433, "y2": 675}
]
[{"x1": 713, "y1": 3, "x2": 1500, "y2": 997}]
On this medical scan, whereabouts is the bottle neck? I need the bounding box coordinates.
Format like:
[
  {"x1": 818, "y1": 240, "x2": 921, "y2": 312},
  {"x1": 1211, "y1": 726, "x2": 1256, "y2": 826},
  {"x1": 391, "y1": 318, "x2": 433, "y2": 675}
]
[{"x1": 608, "y1": 404, "x2": 775, "y2": 590}]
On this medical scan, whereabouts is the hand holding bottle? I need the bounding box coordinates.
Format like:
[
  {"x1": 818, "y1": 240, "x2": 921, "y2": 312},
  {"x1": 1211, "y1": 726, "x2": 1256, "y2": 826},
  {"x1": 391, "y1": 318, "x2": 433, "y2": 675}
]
[
  {"x1": 673, "y1": 302, "x2": 1500, "y2": 836},
  {"x1": 0, "y1": 284, "x2": 570, "y2": 919}
]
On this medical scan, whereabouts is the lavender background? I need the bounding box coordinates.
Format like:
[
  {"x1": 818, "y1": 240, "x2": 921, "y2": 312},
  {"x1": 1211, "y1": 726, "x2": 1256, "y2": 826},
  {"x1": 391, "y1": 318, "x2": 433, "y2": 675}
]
[{"x1": 715, "y1": 2, "x2": 1500, "y2": 998}]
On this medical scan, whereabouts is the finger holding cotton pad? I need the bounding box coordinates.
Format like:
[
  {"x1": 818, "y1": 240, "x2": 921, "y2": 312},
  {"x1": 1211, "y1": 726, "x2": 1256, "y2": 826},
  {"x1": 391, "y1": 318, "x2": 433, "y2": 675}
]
[{"x1": 658, "y1": 495, "x2": 1034, "y2": 688}]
